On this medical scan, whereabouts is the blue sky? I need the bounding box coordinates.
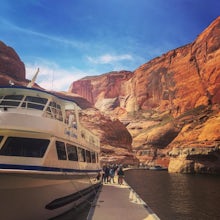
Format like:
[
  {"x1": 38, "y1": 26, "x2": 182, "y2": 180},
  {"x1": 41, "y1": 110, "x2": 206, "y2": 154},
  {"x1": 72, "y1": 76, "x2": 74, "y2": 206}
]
[{"x1": 0, "y1": 0, "x2": 219, "y2": 91}]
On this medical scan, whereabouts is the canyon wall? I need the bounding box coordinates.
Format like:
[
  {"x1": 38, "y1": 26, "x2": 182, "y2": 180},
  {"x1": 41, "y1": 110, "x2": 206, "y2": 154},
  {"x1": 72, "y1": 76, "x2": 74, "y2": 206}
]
[
  {"x1": 1, "y1": 17, "x2": 220, "y2": 173},
  {"x1": 69, "y1": 16, "x2": 220, "y2": 173},
  {"x1": 0, "y1": 41, "x2": 26, "y2": 83}
]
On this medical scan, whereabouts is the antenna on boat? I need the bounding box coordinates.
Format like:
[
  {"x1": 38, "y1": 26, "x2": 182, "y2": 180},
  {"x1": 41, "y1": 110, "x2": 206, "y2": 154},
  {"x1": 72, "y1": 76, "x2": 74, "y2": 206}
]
[
  {"x1": 27, "y1": 68, "x2": 40, "y2": 88},
  {"x1": 51, "y1": 70, "x2": 54, "y2": 91}
]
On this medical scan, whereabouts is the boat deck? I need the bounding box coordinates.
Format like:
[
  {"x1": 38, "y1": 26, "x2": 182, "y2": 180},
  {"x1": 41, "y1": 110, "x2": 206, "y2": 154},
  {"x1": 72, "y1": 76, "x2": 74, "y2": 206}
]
[{"x1": 87, "y1": 182, "x2": 160, "y2": 220}]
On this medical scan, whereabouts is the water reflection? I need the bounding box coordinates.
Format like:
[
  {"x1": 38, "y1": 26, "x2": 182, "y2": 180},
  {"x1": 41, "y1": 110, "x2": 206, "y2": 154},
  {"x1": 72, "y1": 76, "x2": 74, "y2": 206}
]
[
  {"x1": 125, "y1": 170, "x2": 220, "y2": 220},
  {"x1": 168, "y1": 174, "x2": 193, "y2": 217}
]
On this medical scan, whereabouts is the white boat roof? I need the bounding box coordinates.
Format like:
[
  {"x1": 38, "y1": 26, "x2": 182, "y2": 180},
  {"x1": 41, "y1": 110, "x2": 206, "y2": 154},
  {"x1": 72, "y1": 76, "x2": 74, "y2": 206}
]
[{"x1": 0, "y1": 85, "x2": 83, "y2": 109}]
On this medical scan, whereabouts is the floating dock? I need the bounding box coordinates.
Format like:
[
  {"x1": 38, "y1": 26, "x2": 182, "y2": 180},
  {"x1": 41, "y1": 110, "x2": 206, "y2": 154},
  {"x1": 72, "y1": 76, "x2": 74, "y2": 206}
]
[{"x1": 87, "y1": 182, "x2": 160, "y2": 220}]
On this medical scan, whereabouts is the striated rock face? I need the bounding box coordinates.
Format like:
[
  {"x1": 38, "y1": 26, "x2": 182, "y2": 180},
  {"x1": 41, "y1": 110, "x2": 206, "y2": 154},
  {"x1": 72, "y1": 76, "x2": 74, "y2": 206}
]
[
  {"x1": 0, "y1": 41, "x2": 25, "y2": 81},
  {"x1": 167, "y1": 110, "x2": 220, "y2": 174},
  {"x1": 168, "y1": 146, "x2": 220, "y2": 174},
  {"x1": 127, "y1": 16, "x2": 220, "y2": 115},
  {"x1": 69, "y1": 70, "x2": 133, "y2": 113},
  {"x1": 70, "y1": 18, "x2": 220, "y2": 117},
  {"x1": 69, "y1": 16, "x2": 220, "y2": 173},
  {"x1": 69, "y1": 16, "x2": 220, "y2": 118}
]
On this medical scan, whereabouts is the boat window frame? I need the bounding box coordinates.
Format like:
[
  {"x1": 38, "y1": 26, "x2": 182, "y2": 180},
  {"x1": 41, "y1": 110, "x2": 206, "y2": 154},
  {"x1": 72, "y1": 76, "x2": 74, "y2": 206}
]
[
  {"x1": 91, "y1": 151, "x2": 96, "y2": 163},
  {"x1": 21, "y1": 96, "x2": 48, "y2": 110},
  {"x1": 66, "y1": 143, "x2": 78, "y2": 161},
  {"x1": 96, "y1": 153, "x2": 99, "y2": 163},
  {"x1": 0, "y1": 95, "x2": 24, "y2": 108},
  {"x1": 55, "y1": 141, "x2": 67, "y2": 160},
  {"x1": 78, "y1": 147, "x2": 86, "y2": 162},
  {"x1": 0, "y1": 136, "x2": 49, "y2": 158},
  {"x1": 46, "y1": 101, "x2": 63, "y2": 121},
  {"x1": 85, "y1": 150, "x2": 92, "y2": 163}
]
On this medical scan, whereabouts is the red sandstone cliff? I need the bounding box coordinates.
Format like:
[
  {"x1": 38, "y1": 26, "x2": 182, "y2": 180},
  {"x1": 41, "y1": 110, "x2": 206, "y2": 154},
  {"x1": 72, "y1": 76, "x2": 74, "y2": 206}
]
[
  {"x1": 69, "y1": 16, "x2": 220, "y2": 173},
  {"x1": 70, "y1": 17, "x2": 220, "y2": 116},
  {"x1": 1, "y1": 16, "x2": 220, "y2": 173},
  {"x1": 0, "y1": 41, "x2": 28, "y2": 86},
  {"x1": 69, "y1": 71, "x2": 133, "y2": 111},
  {"x1": 0, "y1": 41, "x2": 25, "y2": 81}
]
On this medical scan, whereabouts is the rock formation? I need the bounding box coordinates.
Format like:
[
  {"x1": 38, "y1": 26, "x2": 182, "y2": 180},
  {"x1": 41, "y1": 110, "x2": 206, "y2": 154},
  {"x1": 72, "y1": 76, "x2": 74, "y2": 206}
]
[
  {"x1": 1, "y1": 17, "x2": 220, "y2": 173},
  {"x1": 69, "y1": 70, "x2": 133, "y2": 113},
  {"x1": 0, "y1": 41, "x2": 26, "y2": 83},
  {"x1": 69, "y1": 16, "x2": 220, "y2": 174}
]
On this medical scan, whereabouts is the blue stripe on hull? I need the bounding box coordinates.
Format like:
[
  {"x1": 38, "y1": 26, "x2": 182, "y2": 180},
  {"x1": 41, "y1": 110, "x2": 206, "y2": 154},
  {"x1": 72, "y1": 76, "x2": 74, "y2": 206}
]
[{"x1": 0, "y1": 163, "x2": 101, "y2": 173}]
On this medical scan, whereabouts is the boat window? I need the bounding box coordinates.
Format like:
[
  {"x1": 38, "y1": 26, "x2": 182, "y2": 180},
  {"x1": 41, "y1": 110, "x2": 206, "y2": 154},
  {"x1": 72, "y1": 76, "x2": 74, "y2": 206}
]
[
  {"x1": 45, "y1": 107, "x2": 53, "y2": 118},
  {"x1": 57, "y1": 110, "x2": 63, "y2": 121},
  {"x1": 0, "y1": 95, "x2": 24, "y2": 107},
  {"x1": 91, "y1": 152, "x2": 96, "y2": 163},
  {"x1": 3, "y1": 95, "x2": 23, "y2": 100},
  {"x1": 49, "y1": 101, "x2": 56, "y2": 108},
  {"x1": 21, "y1": 96, "x2": 48, "y2": 110},
  {"x1": 26, "y1": 96, "x2": 47, "y2": 104},
  {"x1": 0, "y1": 136, "x2": 3, "y2": 143},
  {"x1": 96, "y1": 154, "x2": 99, "y2": 163},
  {"x1": 0, "y1": 137, "x2": 49, "y2": 158},
  {"x1": 86, "y1": 150, "x2": 91, "y2": 163},
  {"x1": 66, "y1": 144, "x2": 78, "y2": 161},
  {"x1": 47, "y1": 101, "x2": 63, "y2": 121},
  {"x1": 78, "y1": 147, "x2": 86, "y2": 162},
  {"x1": 56, "y1": 141, "x2": 67, "y2": 160},
  {"x1": 65, "y1": 111, "x2": 77, "y2": 128}
]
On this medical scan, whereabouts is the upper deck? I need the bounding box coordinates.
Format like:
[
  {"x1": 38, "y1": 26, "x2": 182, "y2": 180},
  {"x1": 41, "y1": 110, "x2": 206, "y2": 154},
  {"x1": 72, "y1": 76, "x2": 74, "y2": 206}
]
[{"x1": 0, "y1": 86, "x2": 100, "y2": 152}]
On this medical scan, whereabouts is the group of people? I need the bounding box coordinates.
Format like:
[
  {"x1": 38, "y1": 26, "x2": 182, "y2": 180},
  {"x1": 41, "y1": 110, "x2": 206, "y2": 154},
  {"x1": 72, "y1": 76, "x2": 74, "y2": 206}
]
[{"x1": 97, "y1": 164, "x2": 125, "y2": 185}]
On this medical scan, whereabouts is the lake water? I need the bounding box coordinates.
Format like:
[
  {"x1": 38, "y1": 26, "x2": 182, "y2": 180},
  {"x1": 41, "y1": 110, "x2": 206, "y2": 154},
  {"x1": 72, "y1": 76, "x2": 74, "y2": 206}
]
[{"x1": 125, "y1": 169, "x2": 220, "y2": 220}]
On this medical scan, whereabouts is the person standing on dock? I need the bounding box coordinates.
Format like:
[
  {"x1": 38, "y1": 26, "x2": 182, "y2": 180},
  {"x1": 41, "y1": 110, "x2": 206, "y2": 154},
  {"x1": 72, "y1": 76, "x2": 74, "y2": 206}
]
[
  {"x1": 101, "y1": 165, "x2": 106, "y2": 183},
  {"x1": 109, "y1": 165, "x2": 115, "y2": 183},
  {"x1": 103, "y1": 165, "x2": 110, "y2": 183},
  {"x1": 117, "y1": 165, "x2": 124, "y2": 185}
]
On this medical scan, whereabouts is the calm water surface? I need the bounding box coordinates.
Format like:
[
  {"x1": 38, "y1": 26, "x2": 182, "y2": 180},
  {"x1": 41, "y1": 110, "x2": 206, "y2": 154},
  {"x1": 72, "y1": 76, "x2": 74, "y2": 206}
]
[{"x1": 125, "y1": 169, "x2": 220, "y2": 220}]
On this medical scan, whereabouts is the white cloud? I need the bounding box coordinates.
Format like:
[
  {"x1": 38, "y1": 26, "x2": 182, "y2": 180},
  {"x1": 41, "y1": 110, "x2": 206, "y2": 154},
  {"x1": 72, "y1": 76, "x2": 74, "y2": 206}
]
[
  {"x1": 87, "y1": 53, "x2": 133, "y2": 64},
  {"x1": 25, "y1": 61, "x2": 88, "y2": 91}
]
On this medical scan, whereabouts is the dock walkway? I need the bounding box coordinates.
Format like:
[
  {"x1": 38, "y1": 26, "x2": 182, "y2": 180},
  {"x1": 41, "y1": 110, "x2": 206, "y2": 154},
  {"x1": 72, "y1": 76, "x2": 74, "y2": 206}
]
[{"x1": 87, "y1": 182, "x2": 160, "y2": 220}]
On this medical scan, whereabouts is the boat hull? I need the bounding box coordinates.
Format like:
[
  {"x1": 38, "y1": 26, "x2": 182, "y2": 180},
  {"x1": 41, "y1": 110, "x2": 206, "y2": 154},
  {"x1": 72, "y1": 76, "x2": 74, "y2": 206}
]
[
  {"x1": 0, "y1": 171, "x2": 100, "y2": 220},
  {"x1": 0, "y1": 86, "x2": 101, "y2": 219}
]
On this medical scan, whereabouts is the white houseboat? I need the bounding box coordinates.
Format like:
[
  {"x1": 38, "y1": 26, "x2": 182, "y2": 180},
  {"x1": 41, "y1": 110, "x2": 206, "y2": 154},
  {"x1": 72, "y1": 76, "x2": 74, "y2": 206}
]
[{"x1": 0, "y1": 85, "x2": 101, "y2": 220}]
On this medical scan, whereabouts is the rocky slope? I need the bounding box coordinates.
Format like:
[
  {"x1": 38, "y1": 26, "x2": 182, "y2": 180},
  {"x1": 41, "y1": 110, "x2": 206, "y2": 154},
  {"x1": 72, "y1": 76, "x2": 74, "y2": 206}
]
[{"x1": 69, "y1": 16, "x2": 220, "y2": 174}]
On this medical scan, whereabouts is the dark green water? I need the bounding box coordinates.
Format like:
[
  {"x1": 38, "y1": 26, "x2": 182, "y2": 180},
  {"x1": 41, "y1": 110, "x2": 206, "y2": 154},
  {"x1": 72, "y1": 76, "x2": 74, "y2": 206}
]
[{"x1": 125, "y1": 169, "x2": 220, "y2": 220}]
